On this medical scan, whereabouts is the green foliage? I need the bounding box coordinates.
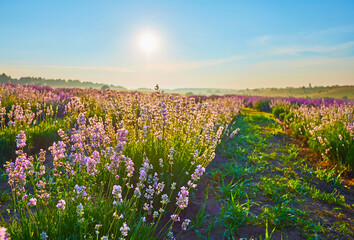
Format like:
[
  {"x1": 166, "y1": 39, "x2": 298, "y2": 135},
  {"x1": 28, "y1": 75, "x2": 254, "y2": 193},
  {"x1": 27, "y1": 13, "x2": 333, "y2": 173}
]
[
  {"x1": 254, "y1": 100, "x2": 271, "y2": 112},
  {"x1": 221, "y1": 196, "x2": 255, "y2": 234},
  {"x1": 283, "y1": 112, "x2": 294, "y2": 122},
  {"x1": 0, "y1": 119, "x2": 68, "y2": 166},
  {"x1": 26, "y1": 120, "x2": 68, "y2": 154},
  {"x1": 313, "y1": 167, "x2": 344, "y2": 187},
  {"x1": 0, "y1": 132, "x2": 17, "y2": 164},
  {"x1": 259, "y1": 220, "x2": 276, "y2": 240},
  {"x1": 309, "y1": 188, "x2": 348, "y2": 207},
  {"x1": 272, "y1": 105, "x2": 286, "y2": 118},
  {"x1": 0, "y1": 190, "x2": 11, "y2": 203},
  {"x1": 190, "y1": 188, "x2": 211, "y2": 238},
  {"x1": 100, "y1": 85, "x2": 110, "y2": 91},
  {"x1": 259, "y1": 203, "x2": 310, "y2": 229}
]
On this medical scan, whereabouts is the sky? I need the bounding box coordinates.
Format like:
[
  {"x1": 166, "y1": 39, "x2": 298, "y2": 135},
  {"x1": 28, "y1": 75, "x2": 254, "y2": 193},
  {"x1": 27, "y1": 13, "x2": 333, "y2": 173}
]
[{"x1": 0, "y1": 0, "x2": 354, "y2": 89}]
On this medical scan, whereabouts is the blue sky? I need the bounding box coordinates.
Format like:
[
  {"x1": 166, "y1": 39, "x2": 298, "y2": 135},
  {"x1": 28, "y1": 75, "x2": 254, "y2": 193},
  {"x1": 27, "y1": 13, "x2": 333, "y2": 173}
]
[{"x1": 1, "y1": 1, "x2": 354, "y2": 89}]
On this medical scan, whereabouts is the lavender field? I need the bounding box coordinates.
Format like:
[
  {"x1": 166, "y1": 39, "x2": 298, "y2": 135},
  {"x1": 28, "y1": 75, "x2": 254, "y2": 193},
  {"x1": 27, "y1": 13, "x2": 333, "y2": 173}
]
[
  {"x1": 0, "y1": 84, "x2": 353, "y2": 239},
  {"x1": 0, "y1": 84, "x2": 243, "y2": 239}
]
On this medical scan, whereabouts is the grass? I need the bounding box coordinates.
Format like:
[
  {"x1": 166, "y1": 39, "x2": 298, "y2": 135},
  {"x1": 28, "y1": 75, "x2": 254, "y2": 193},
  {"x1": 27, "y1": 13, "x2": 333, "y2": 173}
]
[{"x1": 190, "y1": 188, "x2": 212, "y2": 238}]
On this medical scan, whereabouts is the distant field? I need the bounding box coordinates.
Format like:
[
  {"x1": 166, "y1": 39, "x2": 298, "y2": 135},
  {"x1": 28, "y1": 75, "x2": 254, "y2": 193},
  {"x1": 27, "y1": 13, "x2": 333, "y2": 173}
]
[
  {"x1": 1, "y1": 73, "x2": 353, "y2": 100},
  {"x1": 165, "y1": 85, "x2": 354, "y2": 100},
  {"x1": 240, "y1": 86, "x2": 354, "y2": 100}
]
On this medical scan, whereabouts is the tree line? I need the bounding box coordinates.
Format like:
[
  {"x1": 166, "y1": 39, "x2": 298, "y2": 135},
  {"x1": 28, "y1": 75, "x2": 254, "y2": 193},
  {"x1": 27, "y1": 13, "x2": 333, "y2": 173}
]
[{"x1": 0, "y1": 73, "x2": 126, "y2": 90}]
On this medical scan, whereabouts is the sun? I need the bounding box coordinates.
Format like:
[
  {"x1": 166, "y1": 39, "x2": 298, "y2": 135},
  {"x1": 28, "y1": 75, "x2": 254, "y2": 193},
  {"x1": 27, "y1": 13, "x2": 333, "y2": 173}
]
[{"x1": 139, "y1": 33, "x2": 158, "y2": 54}]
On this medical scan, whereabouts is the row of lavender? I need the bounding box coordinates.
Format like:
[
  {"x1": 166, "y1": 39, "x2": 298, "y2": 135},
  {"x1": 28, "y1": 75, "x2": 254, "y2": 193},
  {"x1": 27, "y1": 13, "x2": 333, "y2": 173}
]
[
  {"x1": 0, "y1": 84, "x2": 75, "y2": 164},
  {"x1": 270, "y1": 98, "x2": 353, "y2": 169},
  {"x1": 227, "y1": 94, "x2": 353, "y2": 168},
  {"x1": 191, "y1": 93, "x2": 353, "y2": 168},
  {"x1": 0, "y1": 84, "x2": 243, "y2": 239}
]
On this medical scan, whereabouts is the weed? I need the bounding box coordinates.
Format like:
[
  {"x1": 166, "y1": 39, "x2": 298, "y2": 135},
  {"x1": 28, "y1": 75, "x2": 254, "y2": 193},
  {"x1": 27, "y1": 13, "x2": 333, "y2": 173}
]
[{"x1": 190, "y1": 188, "x2": 212, "y2": 238}]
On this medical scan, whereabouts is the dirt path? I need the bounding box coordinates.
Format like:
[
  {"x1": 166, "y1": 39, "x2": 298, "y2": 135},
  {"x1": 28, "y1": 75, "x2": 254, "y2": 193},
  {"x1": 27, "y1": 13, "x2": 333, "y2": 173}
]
[{"x1": 177, "y1": 109, "x2": 353, "y2": 240}]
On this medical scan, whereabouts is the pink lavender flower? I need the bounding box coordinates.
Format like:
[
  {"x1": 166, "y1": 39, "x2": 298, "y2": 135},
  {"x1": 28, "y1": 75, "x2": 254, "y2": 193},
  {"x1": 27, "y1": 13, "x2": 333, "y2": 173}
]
[
  {"x1": 74, "y1": 185, "x2": 87, "y2": 198},
  {"x1": 187, "y1": 180, "x2": 197, "y2": 188},
  {"x1": 191, "y1": 165, "x2": 205, "y2": 181},
  {"x1": 229, "y1": 128, "x2": 240, "y2": 138},
  {"x1": 112, "y1": 185, "x2": 123, "y2": 205},
  {"x1": 28, "y1": 197, "x2": 37, "y2": 207},
  {"x1": 86, "y1": 151, "x2": 100, "y2": 176},
  {"x1": 120, "y1": 222, "x2": 130, "y2": 237},
  {"x1": 116, "y1": 128, "x2": 128, "y2": 141},
  {"x1": 5, "y1": 153, "x2": 33, "y2": 195},
  {"x1": 0, "y1": 227, "x2": 9, "y2": 240},
  {"x1": 144, "y1": 185, "x2": 155, "y2": 199},
  {"x1": 16, "y1": 130, "x2": 26, "y2": 149},
  {"x1": 116, "y1": 128, "x2": 128, "y2": 152},
  {"x1": 56, "y1": 199, "x2": 66, "y2": 210},
  {"x1": 156, "y1": 182, "x2": 165, "y2": 194},
  {"x1": 49, "y1": 141, "x2": 67, "y2": 161},
  {"x1": 38, "y1": 149, "x2": 46, "y2": 163},
  {"x1": 71, "y1": 132, "x2": 85, "y2": 151},
  {"x1": 112, "y1": 185, "x2": 122, "y2": 196},
  {"x1": 77, "y1": 112, "x2": 86, "y2": 126},
  {"x1": 139, "y1": 169, "x2": 147, "y2": 181},
  {"x1": 143, "y1": 201, "x2": 153, "y2": 213},
  {"x1": 125, "y1": 158, "x2": 134, "y2": 177},
  {"x1": 176, "y1": 186, "x2": 189, "y2": 209},
  {"x1": 181, "y1": 219, "x2": 191, "y2": 231},
  {"x1": 170, "y1": 214, "x2": 180, "y2": 222}
]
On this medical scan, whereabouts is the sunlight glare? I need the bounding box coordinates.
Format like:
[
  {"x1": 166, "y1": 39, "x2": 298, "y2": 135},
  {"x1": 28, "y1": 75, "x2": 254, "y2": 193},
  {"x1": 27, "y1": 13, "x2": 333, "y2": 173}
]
[{"x1": 139, "y1": 33, "x2": 158, "y2": 54}]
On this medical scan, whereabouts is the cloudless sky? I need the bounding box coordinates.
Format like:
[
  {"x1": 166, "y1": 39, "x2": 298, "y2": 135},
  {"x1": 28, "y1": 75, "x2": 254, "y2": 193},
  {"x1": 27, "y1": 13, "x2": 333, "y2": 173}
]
[{"x1": 1, "y1": 0, "x2": 354, "y2": 89}]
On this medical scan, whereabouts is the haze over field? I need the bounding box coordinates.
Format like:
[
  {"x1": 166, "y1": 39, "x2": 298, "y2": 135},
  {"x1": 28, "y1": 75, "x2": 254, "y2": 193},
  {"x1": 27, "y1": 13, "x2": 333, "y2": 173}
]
[{"x1": 1, "y1": 1, "x2": 354, "y2": 89}]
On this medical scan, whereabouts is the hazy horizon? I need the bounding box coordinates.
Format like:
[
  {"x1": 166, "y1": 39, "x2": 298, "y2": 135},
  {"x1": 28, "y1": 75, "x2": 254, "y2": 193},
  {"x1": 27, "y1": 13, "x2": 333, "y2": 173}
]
[{"x1": 1, "y1": 1, "x2": 354, "y2": 89}]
